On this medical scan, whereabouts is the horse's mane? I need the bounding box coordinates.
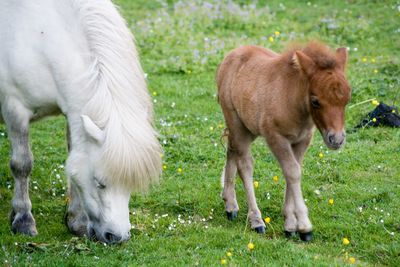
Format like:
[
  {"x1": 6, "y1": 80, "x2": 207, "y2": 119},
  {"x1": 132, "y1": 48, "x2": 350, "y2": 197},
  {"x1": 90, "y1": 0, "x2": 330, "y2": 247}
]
[
  {"x1": 283, "y1": 41, "x2": 338, "y2": 70},
  {"x1": 72, "y1": 0, "x2": 161, "y2": 191}
]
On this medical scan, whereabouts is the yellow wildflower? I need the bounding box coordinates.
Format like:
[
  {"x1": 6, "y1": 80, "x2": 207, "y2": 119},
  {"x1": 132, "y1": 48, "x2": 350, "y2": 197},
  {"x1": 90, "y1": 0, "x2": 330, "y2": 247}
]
[
  {"x1": 373, "y1": 69, "x2": 378, "y2": 74},
  {"x1": 220, "y1": 259, "x2": 227, "y2": 265},
  {"x1": 273, "y1": 175, "x2": 279, "y2": 182},
  {"x1": 362, "y1": 57, "x2": 367, "y2": 62},
  {"x1": 226, "y1": 252, "x2": 232, "y2": 257},
  {"x1": 268, "y1": 36, "x2": 274, "y2": 42},
  {"x1": 163, "y1": 165, "x2": 167, "y2": 170},
  {"x1": 264, "y1": 217, "x2": 271, "y2": 224},
  {"x1": 247, "y1": 242, "x2": 255, "y2": 250},
  {"x1": 210, "y1": 126, "x2": 214, "y2": 131},
  {"x1": 392, "y1": 110, "x2": 396, "y2": 113},
  {"x1": 371, "y1": 100, "x2": 379, "y2": 106},
  {"x1": 177, "y1": 168, "x2": 182, "y2": 173},
  {"x1": 343, "y1": 237, "x2": 350, "y2": 245},
  {"x1": 371, "y1": 58, "x2": 376, "y2": 63},
  {"x1": 274, "y1": 31, "x2": 280, "y2": 36},
  {"x1": 349, "y1": 257, "x2": 356, "y2": 264},
  {"x1": 152, "y1": 91, "x2": 157, "y2": 96},
  {"x1": 328, "y1": 198, "x2": 334, "y2": 205},
  {"x1": 218, "y1": 124, "x2": 224, "y2": 128},
  {"x1": 253, "y1": 181, "x2": 259, "y2": 188},
  {"x1": 319, "y1": 152, "x2": 324, "y2": 158},
  {"x1": 372, "y1": 118, "x2": 377, "y2": 123}
]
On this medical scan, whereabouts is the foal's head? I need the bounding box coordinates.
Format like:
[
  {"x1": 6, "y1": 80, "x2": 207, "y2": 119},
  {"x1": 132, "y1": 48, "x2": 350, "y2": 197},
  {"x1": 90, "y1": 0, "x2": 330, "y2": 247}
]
[{"x1": 293, "y1": 42, "x2": 351, "y2": 149}]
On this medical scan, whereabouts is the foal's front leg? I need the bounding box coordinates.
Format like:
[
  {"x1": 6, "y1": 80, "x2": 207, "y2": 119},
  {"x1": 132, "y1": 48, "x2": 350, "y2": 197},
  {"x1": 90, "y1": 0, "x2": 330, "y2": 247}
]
[
  {"x1": 2, "y1": 104, "x2": 37, "y2": 236},
  {"x1": 267, "y1": 135, "x2": 312, "y2": 241}
]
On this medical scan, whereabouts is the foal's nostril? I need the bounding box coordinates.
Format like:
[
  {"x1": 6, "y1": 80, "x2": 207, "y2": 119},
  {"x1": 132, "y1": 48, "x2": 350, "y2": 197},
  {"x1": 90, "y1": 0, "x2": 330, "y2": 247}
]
[
  {"x1": 104, "y1": 231, "x2": 122, "y2": 243},
  {"x1": 328, "y1": 134, "x2": 335, "y2": 144}
]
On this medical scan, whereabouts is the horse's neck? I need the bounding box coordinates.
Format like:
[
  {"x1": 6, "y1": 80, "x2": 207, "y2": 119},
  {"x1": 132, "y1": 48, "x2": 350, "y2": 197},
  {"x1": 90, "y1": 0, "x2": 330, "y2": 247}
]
[{"x1": 282, "y1": 72, "x2": 313, "y2": 125}]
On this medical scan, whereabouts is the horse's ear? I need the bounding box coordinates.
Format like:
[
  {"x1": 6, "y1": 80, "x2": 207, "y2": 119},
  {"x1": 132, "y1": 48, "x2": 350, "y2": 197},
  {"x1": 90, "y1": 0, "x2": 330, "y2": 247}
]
[
  {"x1": 292, "y1": 51, "x2": 316, "y2": 76},
  {"x1": 336, "y1": 47, "x2": 348, "y2": 70},
  {"x1": 81, "y1": 115, "x2": 105, "y2": 143}
]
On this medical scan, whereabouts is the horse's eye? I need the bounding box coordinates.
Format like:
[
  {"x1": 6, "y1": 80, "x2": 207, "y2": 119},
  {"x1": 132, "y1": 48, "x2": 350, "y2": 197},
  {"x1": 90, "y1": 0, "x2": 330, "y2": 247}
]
[
  {"x1": 94, "y1": 177, "x2": 106, "y2": 189},
  {"x1": 310, "y1": 96, "x2": 320, "y2": 109}
]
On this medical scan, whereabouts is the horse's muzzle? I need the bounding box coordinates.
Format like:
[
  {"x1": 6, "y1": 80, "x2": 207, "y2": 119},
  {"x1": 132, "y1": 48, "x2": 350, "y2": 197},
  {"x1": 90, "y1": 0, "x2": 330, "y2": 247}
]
[
  {"x1": 88, "y1": 224, "x2": 131, "y2": 244},
  {"x1": 324, "y1": 131, "x2": 346, "y2": 150}
]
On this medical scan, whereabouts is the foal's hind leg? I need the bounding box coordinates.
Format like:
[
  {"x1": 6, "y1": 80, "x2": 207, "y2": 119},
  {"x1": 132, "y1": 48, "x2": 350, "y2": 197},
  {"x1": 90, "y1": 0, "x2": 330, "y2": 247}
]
[
  {"x1": 65, "y1": 121, "x2": 88, "y2": 236},
  {"x1": 228, "y1": 129, "x2": 265, "y2": 233},
  {"x1": 2, "y1": 101, "x2": 37, "y2": 236},
  {"x1": 221, "y1": 151, "x2": 239, "y2": 220}
]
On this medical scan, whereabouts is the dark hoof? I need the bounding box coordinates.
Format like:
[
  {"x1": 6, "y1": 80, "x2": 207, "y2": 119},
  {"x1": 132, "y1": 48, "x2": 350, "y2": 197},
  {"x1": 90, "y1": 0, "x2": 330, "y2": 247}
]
[
  {"x1": 226, "y1": 211, "x2": 238, "y2": 221},
  {"x1": 254, "y1": 226, "x2": 265, "y2": 234},
  {"x1": 284, "y1": 231, "x2": 297, "y2": 238},
  {"x1": 65, "y1": 212, "x2": 88, "y2": 237},
  {"x1": 299, "y1": 231, "x2": 313, "y2": 242},
  {"x1": 10, "y1": 210, "x2": 38, "y2": 236}
]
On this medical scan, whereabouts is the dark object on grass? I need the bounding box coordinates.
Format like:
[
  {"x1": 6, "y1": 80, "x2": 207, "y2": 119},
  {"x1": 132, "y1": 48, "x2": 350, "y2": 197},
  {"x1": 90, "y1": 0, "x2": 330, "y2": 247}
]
[{"x1": 356, "y1": 102, "x2": 400, "y2": 128}]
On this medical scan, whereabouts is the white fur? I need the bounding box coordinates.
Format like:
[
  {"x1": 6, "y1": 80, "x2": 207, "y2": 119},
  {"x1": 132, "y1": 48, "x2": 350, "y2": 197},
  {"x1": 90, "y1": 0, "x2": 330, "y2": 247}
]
[{"x1": 0, "y1": 0, "x2": 161, "y2": 242}]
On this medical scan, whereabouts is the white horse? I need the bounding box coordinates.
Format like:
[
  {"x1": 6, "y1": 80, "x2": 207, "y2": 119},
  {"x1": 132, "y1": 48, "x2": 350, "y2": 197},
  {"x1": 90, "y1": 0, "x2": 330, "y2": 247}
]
[{"x1": 0, "y1": 0, "x2": 162, "y2": 243}]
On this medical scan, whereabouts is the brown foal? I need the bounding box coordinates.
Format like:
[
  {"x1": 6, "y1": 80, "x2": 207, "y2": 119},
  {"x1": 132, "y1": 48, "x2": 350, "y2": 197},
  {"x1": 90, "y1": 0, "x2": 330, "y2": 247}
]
[{"x1": 217, "y1": 41, "x2": 351, "y2": 241}]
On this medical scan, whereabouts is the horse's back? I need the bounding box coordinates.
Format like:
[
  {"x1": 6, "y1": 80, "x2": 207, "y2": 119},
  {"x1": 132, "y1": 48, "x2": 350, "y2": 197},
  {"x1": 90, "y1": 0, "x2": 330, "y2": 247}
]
[
  {"x1": 217, "y1": 45, "x2": 278, "y2": 89},
  {"x1": 217, "y1": 46, "x2": 280, "y2": 134},
  {"x1": 0, "y1": 0, "x2": 91, "y2": 120}
]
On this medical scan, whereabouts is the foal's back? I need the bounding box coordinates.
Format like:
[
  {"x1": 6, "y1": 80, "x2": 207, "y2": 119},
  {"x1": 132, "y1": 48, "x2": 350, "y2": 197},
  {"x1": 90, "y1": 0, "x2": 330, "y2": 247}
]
[{"x1": 217, "y1": 45, "x2": 308, "y2": 138}]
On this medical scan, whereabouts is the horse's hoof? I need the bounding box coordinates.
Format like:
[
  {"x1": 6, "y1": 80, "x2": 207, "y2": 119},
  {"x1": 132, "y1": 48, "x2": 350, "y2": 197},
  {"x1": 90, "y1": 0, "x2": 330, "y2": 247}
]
[
  {"x1": 65, "y1": 212, "x2": 88, "y2": 237},
  {"x1": 299, "y1": 231, "x2": 313, "y2": 242},
  {"x1": 10, "y1": 210, "x2": 38, "y2": 236},
  {"x1": 254, "y1": 226, "x2": 265, "y2": 234},
  {"x1": 284, "y1": 231, "x2": 297, "y2": 238},
  {"x1": 226, "y1": 211, "x2": 238, "y2": 221}
]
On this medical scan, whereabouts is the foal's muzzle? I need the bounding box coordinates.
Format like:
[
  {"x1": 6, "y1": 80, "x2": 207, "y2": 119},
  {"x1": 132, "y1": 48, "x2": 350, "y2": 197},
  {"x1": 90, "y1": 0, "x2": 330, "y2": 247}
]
[{"x1": 324, "y1": 130, "x2": 346, "y2": 150}]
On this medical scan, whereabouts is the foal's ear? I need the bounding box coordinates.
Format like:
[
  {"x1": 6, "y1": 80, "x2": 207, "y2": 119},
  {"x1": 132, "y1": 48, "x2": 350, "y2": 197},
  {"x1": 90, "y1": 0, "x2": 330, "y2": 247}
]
[
  {"x1": 81, "y1": 115, "x2": 105, "y2": 143},
  {"x1": 336, "y1": 47, "x2": 348, "y2": 70},
  {"x1": 292, "y1": 51, "x2": 316, "y2": 76}
]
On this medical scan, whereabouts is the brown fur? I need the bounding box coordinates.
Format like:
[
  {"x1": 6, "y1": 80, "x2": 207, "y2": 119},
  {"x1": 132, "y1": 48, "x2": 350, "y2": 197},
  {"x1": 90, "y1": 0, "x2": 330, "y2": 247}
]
[{"x1": 217, "y1": 41, "x2": 351, "y2": 235}]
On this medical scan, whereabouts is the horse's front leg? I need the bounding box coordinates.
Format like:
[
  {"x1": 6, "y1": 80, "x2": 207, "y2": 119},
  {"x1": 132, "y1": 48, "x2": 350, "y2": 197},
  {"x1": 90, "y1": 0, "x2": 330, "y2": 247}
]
[
  {"x1": 65, "y1": 180, "x2": 88, "y2": 236},
  {"x1": 64, "y1": 121, "x2": 88, "y2": 237},
  {"x1": 2, "y1": 102, "x2": 37, "y2": 235},
  {"x1": 267, "y1": 134, "x2": 312, "y2": 241}
]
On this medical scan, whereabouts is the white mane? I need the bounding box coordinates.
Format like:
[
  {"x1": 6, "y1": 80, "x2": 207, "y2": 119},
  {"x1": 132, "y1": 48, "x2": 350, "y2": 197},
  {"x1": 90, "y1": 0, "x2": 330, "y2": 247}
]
[{"x1": 72, "y1": 0, "x2": 161, "y2": 191}]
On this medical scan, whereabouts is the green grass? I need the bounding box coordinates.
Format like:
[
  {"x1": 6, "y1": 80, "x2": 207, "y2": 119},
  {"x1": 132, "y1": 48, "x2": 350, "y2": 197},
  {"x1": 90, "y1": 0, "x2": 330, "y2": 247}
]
[{"x1": 1, "y1": 0, "x2": 399, "y2": 266}]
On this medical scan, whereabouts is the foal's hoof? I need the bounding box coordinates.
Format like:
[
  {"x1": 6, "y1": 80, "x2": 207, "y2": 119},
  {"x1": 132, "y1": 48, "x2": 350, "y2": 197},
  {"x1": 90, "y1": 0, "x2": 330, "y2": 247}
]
[
  {"x1": 10, "y1": 210, "x2": 38, "y2": 236},
  {"x1": 254, "y1": 226, "x2": 265, "y2": 234},
  {"x1": 226, "y1": 211, "x2": 238, "y2": 221},
  {"x1": 284, "y1": 231, "x2": 297, "y2": 238},
  {"x1": 299, "y1": 231, "x2": 313, "y2": 242}
]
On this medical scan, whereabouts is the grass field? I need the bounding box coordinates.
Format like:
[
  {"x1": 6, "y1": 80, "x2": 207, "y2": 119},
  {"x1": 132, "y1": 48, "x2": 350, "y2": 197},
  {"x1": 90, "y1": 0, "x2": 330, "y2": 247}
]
[{"x1": 1, "y1": 0, "x2": 399, "y2": 266}]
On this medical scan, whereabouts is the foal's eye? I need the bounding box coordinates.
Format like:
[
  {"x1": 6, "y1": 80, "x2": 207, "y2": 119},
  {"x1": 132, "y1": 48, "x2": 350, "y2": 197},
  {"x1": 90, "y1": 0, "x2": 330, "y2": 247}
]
[
  {"x1": 94, "y1": 177, "x2": 106, "y2": 189},
  {"x1": 310, "y1": 96, "x2": 321, "y2": 109}
]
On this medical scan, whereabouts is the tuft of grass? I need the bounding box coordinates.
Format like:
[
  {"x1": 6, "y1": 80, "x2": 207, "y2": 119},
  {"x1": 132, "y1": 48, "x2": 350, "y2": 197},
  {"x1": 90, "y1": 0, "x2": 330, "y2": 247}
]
[{"x1": 1, "y1": 0, "x2": 399, "y2": 266}]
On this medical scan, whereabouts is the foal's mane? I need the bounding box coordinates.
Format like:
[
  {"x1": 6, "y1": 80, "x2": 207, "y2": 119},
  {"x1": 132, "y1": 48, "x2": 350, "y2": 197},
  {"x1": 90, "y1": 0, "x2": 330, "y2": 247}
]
[
  {"x1": 283, "y1": 41, "x2": 338, "y2": 70},
  {"x1": 73, "y1": 0, "x2": 161, "y2": 191}
]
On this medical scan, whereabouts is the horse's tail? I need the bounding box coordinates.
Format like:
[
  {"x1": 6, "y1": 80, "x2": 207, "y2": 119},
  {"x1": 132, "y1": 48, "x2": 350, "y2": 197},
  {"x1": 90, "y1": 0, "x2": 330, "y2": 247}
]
[{"x1": 75, "y1": 0, "x2": 162, "y2": 191}]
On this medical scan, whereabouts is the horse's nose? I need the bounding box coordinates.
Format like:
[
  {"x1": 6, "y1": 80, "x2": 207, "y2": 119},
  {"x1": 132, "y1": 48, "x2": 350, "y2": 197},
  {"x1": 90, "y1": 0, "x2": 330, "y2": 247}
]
[
  {"x1": 103, "y1": 231, "x2": 122, "y2": 243},
  {"x1": 327, "y1": 131, "x2": 345, "y2": 149}
]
